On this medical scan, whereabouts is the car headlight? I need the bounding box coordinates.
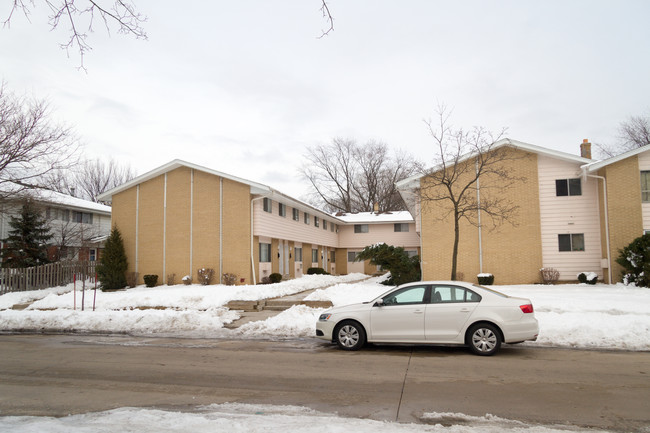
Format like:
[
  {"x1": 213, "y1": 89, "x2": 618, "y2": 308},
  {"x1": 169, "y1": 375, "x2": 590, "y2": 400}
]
[{"x1": 318, "y1": 313, "x2": 332, "y2": 321}]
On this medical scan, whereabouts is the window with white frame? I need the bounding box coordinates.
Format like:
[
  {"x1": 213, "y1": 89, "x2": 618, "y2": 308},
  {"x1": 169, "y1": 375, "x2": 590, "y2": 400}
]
[
  {"x1": 641, "y1": 171, "x2": 650, "y2": 202},
  {"x1": 314, "y1": 216, "x2": 319, "y2": 227},
  {"x1": 292, "y1": 208, "x2": 300, "y2": 221},
  {"x1": 354, "y1": 224, "x2": 369, "y2": 233},
  {"x1": 555, "y1": 178, "x2": 582, "y2": 196},
  {"x1": 331, "y1": 223, "x2": 335, "y2": 232},
  {"x1": 72, "y1": 211, "x2": 93, "y2": 224},
  {"x1": 312, "y1": 248, "x2": 318, "y2": 263},
  {"x1": 558, "y1": 233, "x2": 585, "y2": 252},
  {"x1": 263, "y1": 198, "x2": 272, "y2": 213},
  {"x1": 295, "y1": 247, "x2": 302, "y2": 262},
  {"x1": 304, "y1": 212, "x2": 310, "y2": 224},
  {"x1": 394, "y1": 223, "x2": 409, "y2": 232},
  {"x1": 347, "y1": 251, "x2": 359, "y2": 262},
  {"x1": 278, "y1": 203, "x2": 286, "y2": 217},
  {"x1": 323, "y1": 220, "x2": 327, "y2": 230},
  {"x1": 330, "y1": 251, "x2": 335, "y2": 263},
  {"x1": 259, "y1": 243, "x2": 272, "y2": 262}
]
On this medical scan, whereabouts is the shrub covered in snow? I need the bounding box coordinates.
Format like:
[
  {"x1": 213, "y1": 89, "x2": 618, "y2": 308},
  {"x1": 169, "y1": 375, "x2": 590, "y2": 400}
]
[
  {"x1": 222, "y1": 273, "x2": 237, "y2": 286},
  {"x1": 477, "y1": 273, "x2": 494, "y2": 285},
  {"x1": 540, "y1": 268, "x2": 559, "y2": 285},
  {"x1": 197, "y1": 268, "x2": 215, "y2": 285},
  {"x1": 616, "y1": 233, "x2": 650, "y2": 287},
  {"x1": 182, "y1": 275, "x2": 192, "y2": 285},
  {"x1": 577, "y1": 272, "x2": 598, "y2": 285}
]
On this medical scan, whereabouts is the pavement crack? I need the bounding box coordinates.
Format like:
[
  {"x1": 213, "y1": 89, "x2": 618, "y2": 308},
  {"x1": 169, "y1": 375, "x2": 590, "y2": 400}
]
[{"x1": 395, "y1": 347, "x2": 413, "y2": 422}]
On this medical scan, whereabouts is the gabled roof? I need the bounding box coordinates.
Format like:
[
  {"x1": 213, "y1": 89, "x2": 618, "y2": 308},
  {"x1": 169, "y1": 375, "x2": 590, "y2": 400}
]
[
  {"x1": 1, "y1": 184, "x2": 111, "y2": 214},
  {"x1": 582, "y1": 145, "x2": 650, "y2": 173},
  {"x1": 96, "y1": 159, "x2": 346, "y2": 223},
  {"x1": 396, "y1": 138, "x2": 592, "y2": 190}
]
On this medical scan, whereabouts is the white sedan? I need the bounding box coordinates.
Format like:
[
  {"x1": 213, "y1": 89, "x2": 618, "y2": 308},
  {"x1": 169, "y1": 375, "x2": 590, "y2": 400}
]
[{"x1": 315, "y1": 281, "x2": 539, "y2": 356}]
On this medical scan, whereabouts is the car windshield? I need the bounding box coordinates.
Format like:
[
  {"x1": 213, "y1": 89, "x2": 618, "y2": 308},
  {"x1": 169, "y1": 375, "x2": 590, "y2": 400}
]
[{"x1": 473, "y1": 284, "x2": 508, "y2": 298}]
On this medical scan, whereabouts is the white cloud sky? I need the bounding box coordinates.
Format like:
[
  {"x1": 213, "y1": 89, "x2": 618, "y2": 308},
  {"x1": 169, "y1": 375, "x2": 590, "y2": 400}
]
[{"x1": 1, "y1": 0, "x2": 649, "y2": 198}]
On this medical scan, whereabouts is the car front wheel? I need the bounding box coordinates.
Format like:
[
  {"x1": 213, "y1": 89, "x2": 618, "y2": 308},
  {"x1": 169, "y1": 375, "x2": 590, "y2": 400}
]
[
  {"x1": 468, "y1": 323, "x2": 501, "y2": 356},
  {"x1": 335, "y1": 321, "x2": 366, "y2": 351}
]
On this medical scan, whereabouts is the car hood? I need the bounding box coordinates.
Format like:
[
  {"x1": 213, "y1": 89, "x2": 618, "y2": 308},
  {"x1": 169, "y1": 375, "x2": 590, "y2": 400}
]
[{"x1": 325, "y1": 301, "x2": 374, "y2": 314}]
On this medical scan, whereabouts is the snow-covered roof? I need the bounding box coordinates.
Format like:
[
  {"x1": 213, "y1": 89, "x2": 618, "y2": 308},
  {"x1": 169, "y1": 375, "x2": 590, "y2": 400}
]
[
  {"x1": 1, "y1": 185, "x2": 111, "y2": 214},
  {"x1": 334, "y1": 211, "x2": 413, "y2": 224}
]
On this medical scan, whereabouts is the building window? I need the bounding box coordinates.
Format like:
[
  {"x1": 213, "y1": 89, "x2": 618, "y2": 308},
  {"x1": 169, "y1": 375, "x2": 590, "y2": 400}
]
[
  {"x1": 72, "y1": 211, "x2": 93, "y2": 224},
  {"x1": 278, "y1": 203, "x2": 286, "y2": 217},
  {"x1": 394, "y1": 223, "x2": 409, "y2": 232},
  {"x1": 556, "y1": 178, "x2": 582, "y2": 196},
  {"x1": 292, "y1": 208, "x2": 300, "y2": 221},
  {"x1": 323, "y1": 220, "x2": 328, "y2": 230},
  {"x1": 304, "y1": 212, "x2": 310, "y2": 224},
  {"x1": 558, "y1": 234, "x2": 585, "y2": 252},
  {"x1": 354, "y1": 224, "x2": 369, "y2": 233},
  {"x1": 312, "y1": 248, "x2": 318, "y2": 263},
  {"x1": 259, "y1": 243, "x2": 272, "y2": 262},
  {"x1": 263, "y1": 198, "x2": 272, "y2": 213},
  {"x1": 295, "y1": 247, "x2": 302, "y2": 262},
  {"x1": 330, "y1": 251, "x2": 336, "y2": 263},
  {"x1": 314, "y1": 216, "x2": 320, "y2": 227},
  {"x1": 406, "y1": 250, "x2": 418, "y2": 258},
  {"x1": 641, "y1": 171, "x2": 650, "y2": 202},
  {"x1": 89, "y1": 249, "x2": 97, "y2": 262},
  {"x1": 347, "y1": 251, "x2": 359, "y2": 262},
  {"x1": 331, "y1": 223, "x2": 335, "y2": 232}
]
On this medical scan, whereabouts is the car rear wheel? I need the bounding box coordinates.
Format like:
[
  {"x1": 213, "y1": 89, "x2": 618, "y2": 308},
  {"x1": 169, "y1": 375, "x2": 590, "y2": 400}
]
[
  {"x1": 335, "y1": 321, "x2": 366, "y2": 351},
  {"x1": 468, "y1": 323, "x2": 501, "y2": 356}
]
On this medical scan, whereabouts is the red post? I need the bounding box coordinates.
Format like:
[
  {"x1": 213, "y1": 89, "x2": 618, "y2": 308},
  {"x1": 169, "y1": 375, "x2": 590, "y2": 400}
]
[
  {"x1": 81, "y1": 276, "x2": 85, "y2": 311},
  {"x1": 73, "y1": 273, "x2": 76, "y2": 310}
]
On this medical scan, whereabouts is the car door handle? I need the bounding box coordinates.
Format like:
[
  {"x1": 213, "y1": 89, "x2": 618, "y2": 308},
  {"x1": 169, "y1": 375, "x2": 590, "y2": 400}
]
[
  {"x1": 413, "y1": 310, "x2": 424, "y2": 314},
  {"x1": 460, "y1": 308, "x2": 471, "y2": 313}
]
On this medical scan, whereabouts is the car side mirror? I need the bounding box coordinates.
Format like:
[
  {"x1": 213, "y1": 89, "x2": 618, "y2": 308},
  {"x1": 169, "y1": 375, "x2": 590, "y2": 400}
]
[{"x1": 375, "y1": 298, "x2": 384, "y2": 307}]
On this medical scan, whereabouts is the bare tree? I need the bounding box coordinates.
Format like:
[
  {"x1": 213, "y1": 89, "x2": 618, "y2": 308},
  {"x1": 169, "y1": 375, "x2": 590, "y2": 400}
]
[
  {"x1": 419, "y1": 106, "x2": 524, "y2": 280},
  {"x1": 596, "y1": 114, "x2": 650, "y2": 158},
  {"x1": 44, "y1": 157, "x2": 136, "y2": 202},
  {"x1": 0, "y1": 83, "x2": 80, "y2": 200},
  {"x1": 4, "y1": 0, "x2": 147, "y2": 69},
  {"x1": 319, "y1": 0, "x2": 334, "y2": 37},
  {"x1": 46, "y1": 209, "x2": 102, "y2": 261},
  {"x1": 302, "y1": 138, "x2": 419, "y2": 213}
]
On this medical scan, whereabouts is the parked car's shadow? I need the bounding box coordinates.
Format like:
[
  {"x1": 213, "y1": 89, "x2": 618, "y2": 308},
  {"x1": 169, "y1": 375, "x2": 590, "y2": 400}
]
[{"x1": 314, "y1": 340, "x2": 538, "y2": 357}]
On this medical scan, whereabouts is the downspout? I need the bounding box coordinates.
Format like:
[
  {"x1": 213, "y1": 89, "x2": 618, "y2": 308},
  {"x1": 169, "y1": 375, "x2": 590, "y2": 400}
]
[
  {"x1": 190, "y1": 170, "x2": 194, "y2": 278},
  {"x1": 476, "y1": 159, "x2": 484, "y2": 273},
  {"x1": 219, "y1": 177, "x2": 223, "y2": 281},
  {"x1": 587, "y1": 173, "x2": 612, "y2": 284},
  {"x1": 135, "y1": 185, "x2": 140, "y2": 274},
  {"x1": 250, "y1": 196, "x2": 265, "y2": 285},
  {"x1": 163, "y1": 173, "x2": 167, "y2": 280}
]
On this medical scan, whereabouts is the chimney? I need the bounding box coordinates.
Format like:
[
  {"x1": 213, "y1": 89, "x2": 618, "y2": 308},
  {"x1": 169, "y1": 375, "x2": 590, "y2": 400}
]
[{"x1": 580, "y1": 139, "x2": 592, "y2": 159}]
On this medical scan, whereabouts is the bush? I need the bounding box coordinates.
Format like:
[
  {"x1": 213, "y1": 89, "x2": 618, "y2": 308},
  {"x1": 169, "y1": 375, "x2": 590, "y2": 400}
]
[
  {"x1": 269, "y1": 273, "x2": 283, "y2": 283},
  {"x1": 167, "y1": 273, "x2": 176, "y2": 286},
  {"x1": 477, "y1": 273, "x2": 494, "y2": 285},
  {"x1": 143, "y1": 274, "x2": 158, "y2": 287},
  {"x1": 182, "y1": 275, "x2": 192, "y2": 285},
  {"x1": 126, "y1": 271, "x2": 139, "y2": 288},
  {"x1": 261, "y1": 276, "x2": 271, "y2": 284},
  {"x1": 97, "y1": 227, "x2": 128, "y2": 291},
  {"x1": 307, "y1": 267, "x2": 328, "y2": 275},
  {"x1": 222, "y1": 273, "x2": 238, "y2": 286},
  {"x1": 540, "y1": 268, "x2": 559, "y2": 285},
  {"x1": 197, "y1": 268, "x2": 214, "y2": 285},
  {"x1": 577, "y1": 272, "x2": 598, "y2": 285},
  {"x1": 616, "y1": 233, "x2": 650, "y2": 287},
  {"x1": 354, "y1": 243, "x2": 420, "y2": 286}
]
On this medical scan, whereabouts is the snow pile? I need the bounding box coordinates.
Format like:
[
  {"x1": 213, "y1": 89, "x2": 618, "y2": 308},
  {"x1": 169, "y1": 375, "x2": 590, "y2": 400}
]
[{"x1": 0, "y1": 403, "x2": 613, "y2": 433}]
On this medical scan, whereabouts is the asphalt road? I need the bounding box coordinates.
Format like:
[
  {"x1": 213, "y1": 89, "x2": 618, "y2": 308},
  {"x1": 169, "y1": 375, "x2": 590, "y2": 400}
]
[{"x1": 0, "y1": 334, "x2": 648, "y2": 432}]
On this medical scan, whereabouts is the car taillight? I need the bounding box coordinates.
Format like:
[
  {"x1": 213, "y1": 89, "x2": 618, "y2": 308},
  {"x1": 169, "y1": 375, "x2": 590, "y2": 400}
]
[{"x1": 519, "y1": 304, "x2": 534, "y2": 314}]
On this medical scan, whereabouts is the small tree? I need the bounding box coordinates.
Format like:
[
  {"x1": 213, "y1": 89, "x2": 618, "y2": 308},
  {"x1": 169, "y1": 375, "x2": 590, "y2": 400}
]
[
  {"x1": 355, "y1": 243, "x2": 420, "y2": 286},
  {"x1": 1, "y1": 200, "x2": 52, "y2": 268},
  {"x1": 616, "y1": 233, "x2": 650, "y2": 287},
  {"x1": 97, "y1": 226, "x2": 128, "y2": 291}
]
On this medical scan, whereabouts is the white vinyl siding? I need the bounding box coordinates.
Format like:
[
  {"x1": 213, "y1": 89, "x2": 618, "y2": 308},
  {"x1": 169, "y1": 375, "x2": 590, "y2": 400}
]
[
  {"x1": 538, "y1": 156, "x2": 602, "y2": 280},
  {"x1": 639, "y1": 152, "x2": 650, "y2": 231}
]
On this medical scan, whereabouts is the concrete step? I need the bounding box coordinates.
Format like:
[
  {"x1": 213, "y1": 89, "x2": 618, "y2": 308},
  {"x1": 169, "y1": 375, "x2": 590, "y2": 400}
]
[{"x1": 224, "y1": 300, "x2": 266, "y2": 312}]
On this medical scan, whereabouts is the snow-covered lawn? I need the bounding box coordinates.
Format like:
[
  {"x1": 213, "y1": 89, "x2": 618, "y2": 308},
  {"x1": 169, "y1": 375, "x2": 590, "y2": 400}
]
[{"x1": 1, "y1": 274, "x2": 649, "y2": 350}]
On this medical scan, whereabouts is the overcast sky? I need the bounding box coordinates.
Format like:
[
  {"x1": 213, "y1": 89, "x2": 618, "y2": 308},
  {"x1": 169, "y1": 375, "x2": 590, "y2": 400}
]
[{"x1": 1, "y1": 1, "x2": 649, "y2": 199}]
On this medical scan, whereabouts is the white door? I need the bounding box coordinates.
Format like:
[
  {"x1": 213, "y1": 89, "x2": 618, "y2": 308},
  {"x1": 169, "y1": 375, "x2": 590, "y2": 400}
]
[
  {"x1": 370, "y1": 285, "x2": 428, "y2": 341},
  {"x1": 425, "y1": 285, "x2": 479, "y2": 341}
]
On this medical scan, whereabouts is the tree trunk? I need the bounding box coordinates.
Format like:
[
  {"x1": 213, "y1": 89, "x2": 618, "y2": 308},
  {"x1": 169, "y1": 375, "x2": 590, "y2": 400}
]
[{"x1": 451, "y1": 211, "x2": 460, "y2": 280}]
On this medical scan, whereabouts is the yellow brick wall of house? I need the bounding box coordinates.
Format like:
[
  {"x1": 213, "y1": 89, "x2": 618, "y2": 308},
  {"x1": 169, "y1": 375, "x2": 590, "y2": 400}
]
[
  {"x1": 165, "y1": 167, "x2": 192, "y2": 283},
  {"x1": 419, "y1": 149, "x2": 543, "y2": 284},
  {"x1": 111, "y1": 187, "x2": 137, "y2": 276},
  {"x1": 303, "y1": 243, "x2": 313, "y2": 269},
  {"x1": 221, "y1": 178, "x2": 252, "y2": 284},
  {"x1": 336, "y1": 248, "x2": 348, "y2": 275},
  {"x1": 191, "y1": 170, "x2": 221, "y2": 283},
  {"x1": 599, "y1": 156, "x2": 643, "y2": 282},
  {"x1": 137, "y1": 176, "x2": 165, "y2": 284},
  {"x1": 363, "y1": 259, "x2": 376, "y2": 275},
  {"x1": 271, "y1": 238, "x2": 279, "y2": 274}
]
